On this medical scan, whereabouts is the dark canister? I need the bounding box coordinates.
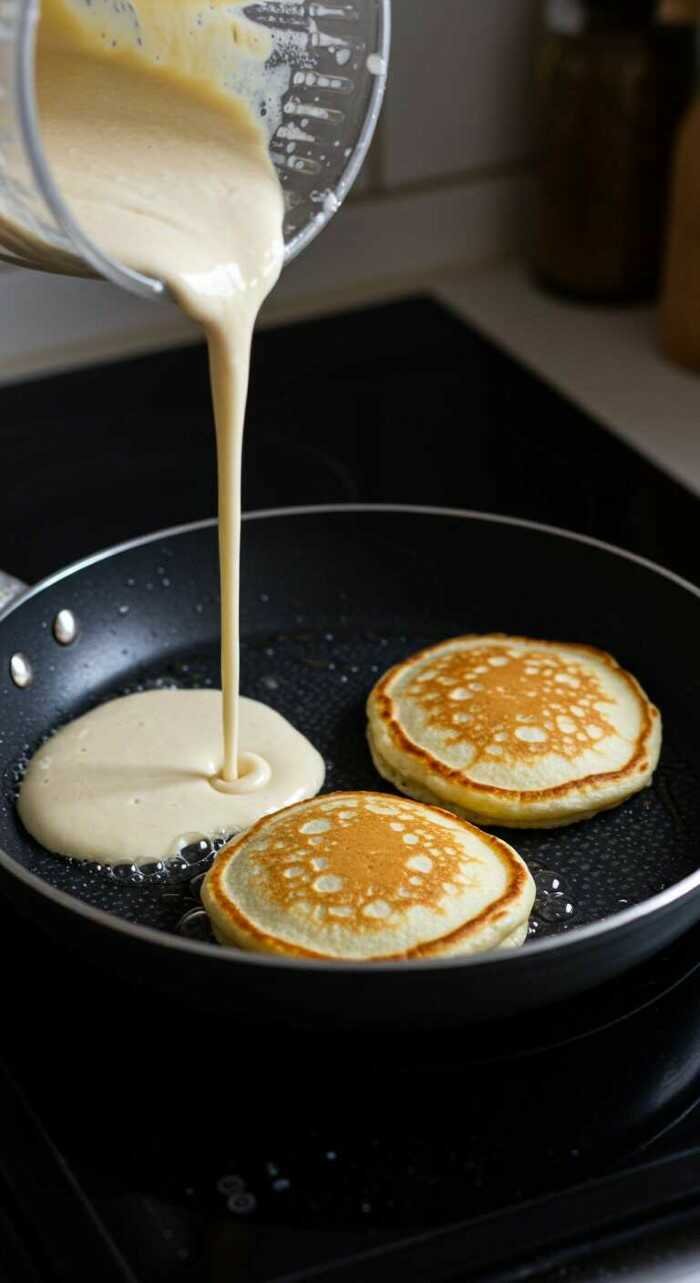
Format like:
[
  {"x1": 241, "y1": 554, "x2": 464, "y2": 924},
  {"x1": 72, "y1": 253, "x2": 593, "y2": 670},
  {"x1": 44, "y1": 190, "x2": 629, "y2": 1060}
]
[{"x1": 533, "y1": 0, "x2": 696, "y2": 301}]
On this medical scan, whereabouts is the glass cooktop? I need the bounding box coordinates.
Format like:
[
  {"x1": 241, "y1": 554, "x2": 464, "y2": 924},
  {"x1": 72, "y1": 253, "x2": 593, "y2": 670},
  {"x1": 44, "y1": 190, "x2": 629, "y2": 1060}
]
[{"x1": 1, "y1": 299, "x2": 700, "y2": 1283}]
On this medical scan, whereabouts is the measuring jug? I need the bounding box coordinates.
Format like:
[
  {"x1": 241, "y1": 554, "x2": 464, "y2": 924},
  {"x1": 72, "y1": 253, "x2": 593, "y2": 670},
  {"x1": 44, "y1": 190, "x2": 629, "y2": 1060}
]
[{"x1": 0, "y1": 0, "x2": 390, "y2": 298}]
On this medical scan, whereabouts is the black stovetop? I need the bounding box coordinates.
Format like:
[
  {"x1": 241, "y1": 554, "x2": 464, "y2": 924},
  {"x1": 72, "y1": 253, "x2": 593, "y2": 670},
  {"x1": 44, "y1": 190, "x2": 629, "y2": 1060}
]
[{"x1": 2, "y1": 299, "x2": 700, "y2": 1283}]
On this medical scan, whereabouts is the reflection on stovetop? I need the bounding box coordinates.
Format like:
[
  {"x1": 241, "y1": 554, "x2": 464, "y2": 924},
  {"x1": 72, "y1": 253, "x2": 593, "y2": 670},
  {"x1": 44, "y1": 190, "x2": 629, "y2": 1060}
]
[
  {"x1": 0, "y1": 298, "x2": 698, "y2": 585},
  {"x1": 2, "y1": 905, "x2": 700, "y2": 1282},
  {"x1": 2, "y1": 298, "x2": 700, "y2": 1282}
]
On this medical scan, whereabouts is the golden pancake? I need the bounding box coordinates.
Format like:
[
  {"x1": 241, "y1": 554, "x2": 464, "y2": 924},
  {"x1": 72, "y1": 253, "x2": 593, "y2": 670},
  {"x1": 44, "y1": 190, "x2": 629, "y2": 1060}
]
[
  {"x1": 202, "y1": 792, "x2": 534, "y2": 960},
  {"x1": 367, "y1": 635, "x2": 661, "y2": 828}
]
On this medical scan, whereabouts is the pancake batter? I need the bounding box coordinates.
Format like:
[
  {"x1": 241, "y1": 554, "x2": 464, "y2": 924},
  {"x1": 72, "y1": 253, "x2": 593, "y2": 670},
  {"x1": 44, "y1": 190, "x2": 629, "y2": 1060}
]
[{"x1": 16, "y1": 0, "x2": 324, "y2": 863}]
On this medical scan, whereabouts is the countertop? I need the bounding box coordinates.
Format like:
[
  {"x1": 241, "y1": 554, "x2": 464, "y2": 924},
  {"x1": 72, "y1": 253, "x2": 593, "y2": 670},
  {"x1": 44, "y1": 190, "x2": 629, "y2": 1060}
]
[{"x1": 436, "y1": 260, "x2": 700, "y2": 498}]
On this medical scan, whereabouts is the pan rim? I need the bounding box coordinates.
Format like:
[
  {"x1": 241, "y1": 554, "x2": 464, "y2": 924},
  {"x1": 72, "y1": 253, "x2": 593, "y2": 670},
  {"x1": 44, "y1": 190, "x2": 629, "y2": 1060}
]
[{"x1": 1, "y1": 501, "x2": 699, "y2": 974}]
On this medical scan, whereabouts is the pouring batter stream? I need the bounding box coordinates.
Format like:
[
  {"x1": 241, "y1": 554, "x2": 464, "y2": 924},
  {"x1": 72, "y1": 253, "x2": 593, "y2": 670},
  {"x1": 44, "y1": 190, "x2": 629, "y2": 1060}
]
[{"x1": 15, "y1": 0, "x2": 324, "y2": 863}]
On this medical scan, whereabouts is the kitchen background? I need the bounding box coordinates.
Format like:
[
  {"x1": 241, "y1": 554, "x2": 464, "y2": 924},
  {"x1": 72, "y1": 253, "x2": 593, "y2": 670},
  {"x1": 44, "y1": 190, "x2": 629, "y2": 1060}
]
[
  {"x1": 0, "y1": 1, "x2": 536, "y2": 383},
  {"x1": 3, "y1": 0, "x2": 699, "y2": 497}
]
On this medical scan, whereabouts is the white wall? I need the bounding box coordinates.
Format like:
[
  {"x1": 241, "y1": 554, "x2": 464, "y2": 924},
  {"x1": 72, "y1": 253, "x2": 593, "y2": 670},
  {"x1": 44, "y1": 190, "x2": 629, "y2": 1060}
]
[{"x1": 0, "y1": 1, "x2": 538, "y2": 385}]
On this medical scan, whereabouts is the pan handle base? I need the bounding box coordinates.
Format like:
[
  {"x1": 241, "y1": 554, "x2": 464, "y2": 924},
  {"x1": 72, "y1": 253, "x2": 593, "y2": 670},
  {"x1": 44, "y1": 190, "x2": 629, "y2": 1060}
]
[{"x1": 0, "y1": 571, "x2": 28, "y2": 614}]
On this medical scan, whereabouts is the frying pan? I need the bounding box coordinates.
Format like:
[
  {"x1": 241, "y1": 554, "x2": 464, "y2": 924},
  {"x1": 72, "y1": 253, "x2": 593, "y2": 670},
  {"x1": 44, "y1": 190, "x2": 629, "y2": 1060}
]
[{"x1": 1, "y1": 504, "x2": 699, "y2": 1031}]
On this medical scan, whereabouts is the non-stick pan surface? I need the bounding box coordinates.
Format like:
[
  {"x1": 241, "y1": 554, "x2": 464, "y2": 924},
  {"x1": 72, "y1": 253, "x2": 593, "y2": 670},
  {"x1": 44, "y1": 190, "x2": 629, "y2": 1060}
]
[{"x1": 1, "y1": 505, "x2": 700, "y2": 1029}]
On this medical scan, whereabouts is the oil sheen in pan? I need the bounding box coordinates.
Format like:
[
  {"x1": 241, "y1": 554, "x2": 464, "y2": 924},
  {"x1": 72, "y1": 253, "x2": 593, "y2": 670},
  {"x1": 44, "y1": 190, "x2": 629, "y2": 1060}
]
[{"x1": 6, "y1": 630, "x2": 700, "y2": 947}]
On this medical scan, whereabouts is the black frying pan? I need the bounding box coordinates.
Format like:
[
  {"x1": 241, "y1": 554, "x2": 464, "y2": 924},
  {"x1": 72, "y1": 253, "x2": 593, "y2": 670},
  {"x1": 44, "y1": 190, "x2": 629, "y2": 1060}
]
[{"x1": 1, "y1": 504, "x2": 699, "y2": 1031}]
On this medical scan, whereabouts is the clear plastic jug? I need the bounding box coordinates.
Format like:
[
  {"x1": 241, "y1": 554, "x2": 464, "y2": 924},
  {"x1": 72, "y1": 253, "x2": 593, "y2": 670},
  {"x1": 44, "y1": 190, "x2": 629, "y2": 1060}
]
[{"x1": 0, "y1": 0, "x2": 390, "y2": 299}]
